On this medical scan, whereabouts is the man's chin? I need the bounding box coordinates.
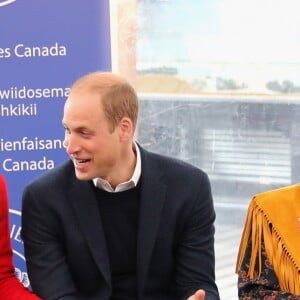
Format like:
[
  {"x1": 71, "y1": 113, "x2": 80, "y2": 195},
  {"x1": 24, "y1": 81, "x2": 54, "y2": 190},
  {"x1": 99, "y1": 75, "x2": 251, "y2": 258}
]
[{"x1": 75, "y1": 171, "x2": 92, "y2": 181}]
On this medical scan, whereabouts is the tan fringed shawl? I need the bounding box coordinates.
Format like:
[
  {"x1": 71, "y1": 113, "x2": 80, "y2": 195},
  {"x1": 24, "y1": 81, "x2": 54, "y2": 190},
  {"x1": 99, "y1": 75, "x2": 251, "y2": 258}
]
[{"x1": 236, "y1": 184, "x2": 300, "y2": 294}]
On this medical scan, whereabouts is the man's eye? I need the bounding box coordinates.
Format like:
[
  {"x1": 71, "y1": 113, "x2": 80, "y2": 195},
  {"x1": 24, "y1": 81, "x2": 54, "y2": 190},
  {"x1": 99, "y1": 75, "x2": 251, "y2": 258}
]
[{"x1": 81, "y1": 131, "x2": 91, "y2": 136}]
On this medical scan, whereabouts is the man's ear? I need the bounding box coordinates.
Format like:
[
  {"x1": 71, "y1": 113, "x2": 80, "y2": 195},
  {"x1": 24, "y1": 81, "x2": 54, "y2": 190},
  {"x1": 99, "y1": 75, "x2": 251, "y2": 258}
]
[{"x1": 118, "y1": 117, "x2": 133, "y2": 141}]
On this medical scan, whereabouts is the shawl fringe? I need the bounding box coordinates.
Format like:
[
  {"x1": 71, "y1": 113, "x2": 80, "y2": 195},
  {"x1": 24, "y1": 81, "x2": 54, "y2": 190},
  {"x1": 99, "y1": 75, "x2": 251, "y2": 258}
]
[{"x1": 236, "y1": 185, "x2": 300, "y2": 295}]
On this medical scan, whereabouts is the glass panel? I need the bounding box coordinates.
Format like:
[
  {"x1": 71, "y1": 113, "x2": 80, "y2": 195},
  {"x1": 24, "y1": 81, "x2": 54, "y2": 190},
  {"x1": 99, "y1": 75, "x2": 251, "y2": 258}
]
[
  {"x1": 137, "y1": 94, "x2": 300, "y2": 298},
  {"x1": 110, "y1": 0, "x2": 300, "y2": 298},
  {"x1": 136, "y1": 0, "x2": 300, "y2": 97}
]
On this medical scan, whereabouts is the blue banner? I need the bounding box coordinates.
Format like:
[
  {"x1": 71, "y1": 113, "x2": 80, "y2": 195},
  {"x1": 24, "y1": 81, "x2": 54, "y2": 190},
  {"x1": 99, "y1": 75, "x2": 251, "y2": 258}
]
[{"x1": 0, "y1": 0, "x2": 111, "y2": 287}]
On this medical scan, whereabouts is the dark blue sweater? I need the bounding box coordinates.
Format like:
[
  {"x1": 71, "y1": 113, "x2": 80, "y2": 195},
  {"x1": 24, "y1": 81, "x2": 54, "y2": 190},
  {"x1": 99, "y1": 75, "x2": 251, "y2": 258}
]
[{"x1": 95, "y1": 183, "x2": 141, "y2": 300}]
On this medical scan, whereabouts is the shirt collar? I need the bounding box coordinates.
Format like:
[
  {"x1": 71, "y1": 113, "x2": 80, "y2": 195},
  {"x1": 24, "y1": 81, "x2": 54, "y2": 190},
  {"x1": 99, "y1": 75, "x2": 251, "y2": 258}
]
[{"x1": 93, "y1": 142, "x2": 141, "y2": 192}]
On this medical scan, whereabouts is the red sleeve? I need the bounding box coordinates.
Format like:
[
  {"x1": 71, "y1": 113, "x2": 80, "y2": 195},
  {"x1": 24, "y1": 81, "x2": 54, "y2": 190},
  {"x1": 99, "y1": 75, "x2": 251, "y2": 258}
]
[{"x1": 0, "y1": 174, "x2": 41, "y2": 300}]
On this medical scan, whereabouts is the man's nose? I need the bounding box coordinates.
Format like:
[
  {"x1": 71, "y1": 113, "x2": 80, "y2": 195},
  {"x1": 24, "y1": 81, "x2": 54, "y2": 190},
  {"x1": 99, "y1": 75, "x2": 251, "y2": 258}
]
[{"x1": 64, "y1": 134, "x2": 79, "y2": 154}]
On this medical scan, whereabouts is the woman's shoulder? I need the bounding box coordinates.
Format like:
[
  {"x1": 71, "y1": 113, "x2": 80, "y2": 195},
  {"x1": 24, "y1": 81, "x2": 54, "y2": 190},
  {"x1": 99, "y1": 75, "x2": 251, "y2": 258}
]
[
  {"x1": 0, "y1": 173, "x2": 6, "y2": 186},
  {"x1": 0, "y1": 174, "x2": 8, "y2": 200}
]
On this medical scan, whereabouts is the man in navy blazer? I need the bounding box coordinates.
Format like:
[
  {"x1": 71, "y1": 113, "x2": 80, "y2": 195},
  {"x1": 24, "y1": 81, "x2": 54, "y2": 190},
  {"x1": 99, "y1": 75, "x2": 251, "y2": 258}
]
[{"x1": 21, "y1": 72, "x2": 220, "y2": 300}]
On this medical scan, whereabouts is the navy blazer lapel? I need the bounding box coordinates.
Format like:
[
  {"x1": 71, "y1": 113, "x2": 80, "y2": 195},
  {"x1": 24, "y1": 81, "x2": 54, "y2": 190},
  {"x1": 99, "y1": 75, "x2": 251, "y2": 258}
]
[
  {"x1": 68, "y1": 177, "x2": 111, "y2": 287},
  {"x1": 137, "y1": 148, "x2": 167, "y2": 296}
]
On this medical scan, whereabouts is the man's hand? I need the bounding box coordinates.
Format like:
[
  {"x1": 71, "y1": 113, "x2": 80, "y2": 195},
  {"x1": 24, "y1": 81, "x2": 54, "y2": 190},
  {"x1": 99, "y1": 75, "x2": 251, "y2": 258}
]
[{"x1": 187, "y1": 289, "x2": 205, "y2": 300}]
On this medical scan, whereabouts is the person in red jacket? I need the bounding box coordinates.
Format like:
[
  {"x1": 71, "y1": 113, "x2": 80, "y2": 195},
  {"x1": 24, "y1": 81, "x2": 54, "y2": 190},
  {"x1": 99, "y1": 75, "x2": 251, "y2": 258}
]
[{"x1": 0, "y1": 174, "x2": 40, "y2": 300}]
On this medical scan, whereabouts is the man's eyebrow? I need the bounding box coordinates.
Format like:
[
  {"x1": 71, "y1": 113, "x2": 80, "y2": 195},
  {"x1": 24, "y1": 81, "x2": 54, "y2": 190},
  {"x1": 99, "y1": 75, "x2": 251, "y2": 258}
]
[
  {"x1": 74, "y1": 126, "x2": 95, "y2": 133},
  {"x1": 76, "y1": 126, "x2": 89, "y2": 131}
]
